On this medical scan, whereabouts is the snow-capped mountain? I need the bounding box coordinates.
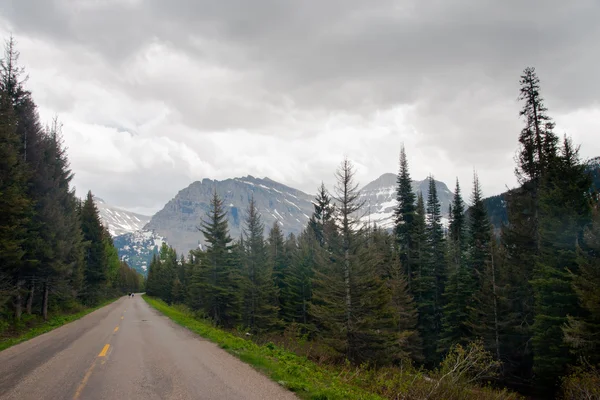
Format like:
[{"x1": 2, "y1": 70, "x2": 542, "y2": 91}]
[
  {"x1": 94, "y1": 197, "x2": 151, "y2": 237},
  {"x1": 112, "y1": 230, "x2": 165, "y2": 275},
  {"x1": 144, "y1": 176, "x2": 314, "y2": 256},
  {"x1": 358, "y1": 173, "x2": 454, "y2": 229}
]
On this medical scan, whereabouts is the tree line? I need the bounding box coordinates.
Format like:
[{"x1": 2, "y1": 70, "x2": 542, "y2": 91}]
[
  {"x1": 0, "y1": 37, "x2": 143, "y2": 327},
  {"x1": 146, "y1": 66, "x2": 599, "y2": 397}
]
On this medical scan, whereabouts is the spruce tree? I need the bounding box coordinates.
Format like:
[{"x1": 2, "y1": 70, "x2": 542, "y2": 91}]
[
  {"x1": 0, "y1": 85, "x2": 30, "y2": 319},
  {"x1": 395, "y1": 144, "x2": 417, "y2": 289},
  {"x1": 501, "y1": 67, "x2": 560, "y2": 384},
  {"x1": 531, "y1": 137, "x2": 592, "y2": 391},
  {"x1": 268, "y1": 221, "x2": 288, "y2": 319},
  {"x1": 283, "y1": 230, "x2": 315, "y2": 325},
  {"x1": 242, "y1": 196, "x2": 279, "y2": 332},
  {"x1": 468, "y1": 173, "x2": 492, "y2": 288},
  {"x1": 372, "y1": 226, "x2": 422, "y2": 362},
  {"x1": 308, "y1": 182, "x2": 335, "y2": 248},
  {"x1": 419, "y1": 175, "x2": 446, "y2": 365},
  {"x1": 192, "y1": 190, "x2": 241, "y2": 327},
  {"x1": 564, "y1": 197, "x2": 600, "y2": 366},
  {"x1": 311, "y1": 158, "x2": 398, "y2": 364},
  {"x1": 81, "y1": 191, "x2": 108, "y2": 305},
  {"x1": 466, "y1": 172, "x2": 504, "y2": 359},
  {"x1": 440, "y1": 179, "x2": 471, "y2": 353}
]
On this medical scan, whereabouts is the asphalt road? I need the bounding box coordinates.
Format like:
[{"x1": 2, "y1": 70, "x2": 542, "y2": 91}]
[{"x1": 0, "y1": 295, "x2": 297, "y2": 400}]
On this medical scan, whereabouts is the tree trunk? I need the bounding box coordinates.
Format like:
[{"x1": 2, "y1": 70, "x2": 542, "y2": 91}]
[
  {"x1": 344, "y1": 247, "x2": 352, "y2": 354},
  {"x1": 491, "y1": 250, "x2": 501, "y2": 361},
  {"x1": 26, "y1": 279, "x2": 35, "y2": 315},
  {"x1": 42, "y1": 280, "x2": 49, "y2": 321},
  {"x1": 14, "y1": 278, "x2": 24, "y2": 321}
]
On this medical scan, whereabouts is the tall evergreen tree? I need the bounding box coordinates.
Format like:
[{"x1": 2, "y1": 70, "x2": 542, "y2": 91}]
[
  {"x1": 418, "y1": 175, "x2": 446, "y2": 365},
  {"x1": 531, "y1": 137, "x2": 592, "y2": 391},
  {"x1": 283, "y1": 231, "x2": 316, "y2": 325},
  {"x1": 242, "y1": 196, "x2": 279, "y2": 332},
  {"x1": 501, "y1": 67, "x2": 560, "y2": 385},
  {"x1": 0, "y1": 84, "x2": 30, "y2": 319},
  {"x1": 268, "y1": 221, "x2": 288, "y2": 319},
  {"x1": 395, "y1": 144, "x2": 417, "y2": 289},
  {"x1": 440, "y1": 179, "x2": 471, "y2": 353},
  {"x1": 80, "y1": 191, "x2": 107, "y2": 305},
  {"x1": 192, "y1": 190, "x2": 241, "y2": 327},
  {"x1": 564, "y1": 196, "x2": 600, "y2": 366},
  {"x1": 312, "y1": 158, "x2": 398, "y2": 364},
  {"x1": 308, "y1": 182, "x2": 335, "y2": 248},
  {"x1": 371, "y1": 226, "x2": 422, "y2": 362}
]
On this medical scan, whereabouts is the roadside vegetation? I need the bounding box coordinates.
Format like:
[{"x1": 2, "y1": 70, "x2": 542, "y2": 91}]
[{"x1": 145, "y1": 295, "x2": 520, "y2": 400}]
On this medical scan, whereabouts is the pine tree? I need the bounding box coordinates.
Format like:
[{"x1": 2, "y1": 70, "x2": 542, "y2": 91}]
[
  {"x1": 372, "y1": 226, "x2": 423, "y2": 362},
  {"x1": 500, "y1": 67, "x2": 561, "y2": 384},
  {"x1": 242, "y1": 196, "x2": 279, "y2": 332},
  {"x1": 81, "y1": 191, "x2": 108, "y2": 305},
  {"x1": 564, "y1": 197, "x2": 600, "y2": 366},
  {"x1": 268, "y1": 222, "x2": 288, "y2": 319},
  {"x1": 395, "y1": 144, "x2": 417, "y2": 289},
  {"x1": 440, "y1": 179, "x2": 471, "y2": 353},
  {"x1": 308, "y1": 182, "x2": 335, "y2": 248},
  {"x1": 531, "y1": 137, "x2": 592, "y2": 391},
  {"x1": 417, "y1": 175, "x2": 446, "y2": 365},
  {"x1": 0, "y1": 84, "x2": 30, "y2": 319},
  {"x1": 191, "y1": 190, "x2": 241, "y2": 327},
  {"x1": 468, "y1": 173, "x2": 492, "y2": 288},
  {"x1": 466, "y1": 172, "x2": 503, "y2": 360},
  {"x1": 283, "y1": 230, "x2": 315, "y2": 325},
  {"x1": 311, "y1": 158, "x2": 398, "y2": 364},
  {"x1": 516, "y1": 67, "x2": 559, "y2": 186}
]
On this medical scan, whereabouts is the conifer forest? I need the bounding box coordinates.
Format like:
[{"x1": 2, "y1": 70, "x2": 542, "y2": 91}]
[
  {"x1": 0, "y1": 38, "x2": 143, "y2": 334},
  {"x1": 2, "y1": 36, "x2": 600, "y2": 399}
]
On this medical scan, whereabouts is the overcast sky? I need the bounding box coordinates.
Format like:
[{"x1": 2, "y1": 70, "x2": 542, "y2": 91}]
[{"x1": 1, "y1": 0, "x2": 599, "y2": 215}]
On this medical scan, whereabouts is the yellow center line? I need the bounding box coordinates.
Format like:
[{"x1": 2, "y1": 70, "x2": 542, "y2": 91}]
[
  {"x1": 73, "y1": 362, "x2": 96, "y2": 399},
  {"x1": 113, "y1": 326, "x2": 119, "y2": 333},
  {"x1": 98, "y1": 344, "x2": 110, "y2": 357}
]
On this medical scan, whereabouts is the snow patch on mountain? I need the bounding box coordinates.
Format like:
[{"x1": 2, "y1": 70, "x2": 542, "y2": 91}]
[
  {"x1": 94, "y1": 197, "x2": 151, "y2": 237},
  {"x1": 113, "y1": 229, "x2": 166, "y2": 275}
]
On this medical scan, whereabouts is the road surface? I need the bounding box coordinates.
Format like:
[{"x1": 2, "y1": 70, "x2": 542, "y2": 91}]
[{"x1": 0, "y1": 295, "x2": 297, "y2": 400}]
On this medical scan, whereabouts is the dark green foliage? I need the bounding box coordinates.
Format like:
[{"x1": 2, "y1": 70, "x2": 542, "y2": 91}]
[
  {"x1": 268, "y1": 221, "x2": 288, "y2": 318},
  {"x1": 564, "y1": 199, "x2": 600, "y2": 366},
  {"x1": 0, "y1": 84, "x2": 30, "y2": 315},
  {"x1": 311, "y1": 159, "x2": 399, "y2": 364},
  {"x1": 440, "y1": 179, "x2": 472, "y2": 353},
  {"x1": 370, "y1": 226, "x2": 422, "y2": 362},
  {"x1": 282, "y1": 231, "x2": 316, "y2": 325},
  {"x1": 395, "y1": 144, "x2": 417, "y2": 288},
  {"x1": 416, "y1": 175, "x2": 446, "y2": 366},
  {"x1": 466, "y1": 173, "x2": 504, "y2": 360},
  {"x1": 241, "y1": 197, "x2": 279, "y2": 332},
  {"x1": 189, "y1": 190, "x2": 241, "y2": 327},
  {"x1": 0, "y1": 37, "x2": 137, "y2": 330},
  {"x1": 308, "y1": 182, "x2": 336, "y2": 248},
  {"x1": 81, "y1": 191, "x2": 108, "y2": 304},
  {"x1": 516, "y1": 67, "x2": 559, "y2": 184},
  {"x1": 531, "y1": 137, "x2": 592, "y2": 390}
]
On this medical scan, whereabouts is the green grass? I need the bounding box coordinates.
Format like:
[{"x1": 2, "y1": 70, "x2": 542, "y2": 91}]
[
  {"x1": 0, "y1": 297, "x2": 119, "y2": 352},
  {"x1": 143, "y1": 295, "x2": 383, "y2": 400}
]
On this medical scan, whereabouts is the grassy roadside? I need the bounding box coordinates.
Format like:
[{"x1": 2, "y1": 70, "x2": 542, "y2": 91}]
[
  {"x1": 143, "y1": 295, "x2": 383, "y2": 400},
  {"x1": 0, "y1": 297, "x2": 120, "y2": 352}
]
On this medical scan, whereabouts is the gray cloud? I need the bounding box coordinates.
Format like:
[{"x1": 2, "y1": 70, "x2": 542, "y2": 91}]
[{"x1": 1, "y1": 0, "x2": 599, "y2": 213}]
